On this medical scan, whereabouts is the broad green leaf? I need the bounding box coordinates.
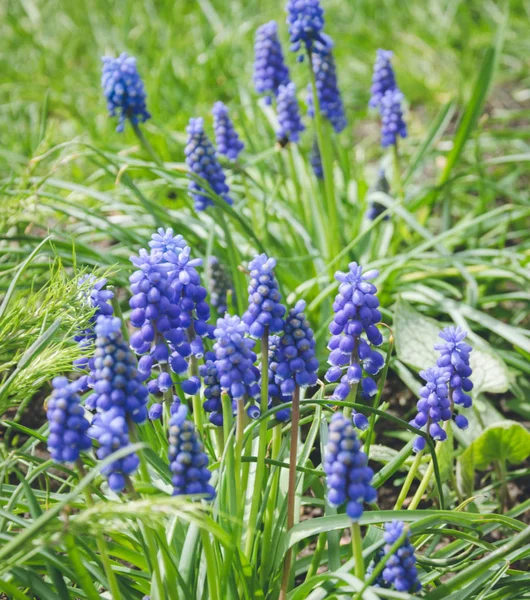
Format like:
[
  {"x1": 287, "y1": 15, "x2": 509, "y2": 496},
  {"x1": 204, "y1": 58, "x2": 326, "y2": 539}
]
[
  {"x1": 460, "y1": 421, "x2": 530, "y2": 471},
  {"x1": 394, "y1": 298, "x2": 510, "y2": 395}
]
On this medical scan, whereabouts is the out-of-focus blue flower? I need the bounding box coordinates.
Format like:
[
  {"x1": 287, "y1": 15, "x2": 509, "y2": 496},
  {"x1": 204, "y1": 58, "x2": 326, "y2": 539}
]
[
  {"x1": 101, "y1": 53, "x2": 150, "y2": 132},
  {"x1": 213, "y1": 315, "x2": 259, "y2": 402},
  {"x1": 366, "y1": 170, "x2": 391, "y2": 221},
  {"x1": 185, "y1": 117, "x2": 232, "y2": 211},
  {"x1": 286, "y1": 0, "x2": 325, "y2": 55},
  {"x1": 369, "y1": 49, "x2": 397, "y2": 109},
  {"x1": 200, "y1": 353, "x2": 223, "y2": 426},
  {"x1": 266, "y1": 334, "x2": 293, "y2": 421},
  {"x1": 310, "y1": 137, "x2": 323, "y2": 179},
  {"x1": 242, "y1": 254, "x2": 286, "y2": 338},
  {"x1": 307, "y1": 35, "x2": 347, "y2": 134},
  {"x1": 208, "y1": 256, "x2": 234, "y2": 316},
  {"x1": 324, "y1": 413, "x2": 376, "y2": 520},
  {"x1": 372, "y1": 521, "x2": 421, "y2": 593},
  {"x1": 47, "y1": 377, "x2": 92, "y2": 463},
  {"x1": 168, "y1": 404, "x2": 215, "y2": 498},
  {"x1": 276, "y1": 82, "x2": 305, "y2": 144},
  {"x1": 325, "y1": 263, "x2": 384, "y2": 429},
  {"x1": 410, "y1": 367, "x2": 451, "y2": 453},
  {"x1": 212, "y1": 102, "x2": 244, "y2": 161},
  {"x1": 274, "y1": 300, "x2": 319, "y2": 394},
  {"x1": 380, "y1": 89, "x2": 407, "y2": 148},
  {"x1": 254, "y1": 21, "x2": 291, "y2": 104}
]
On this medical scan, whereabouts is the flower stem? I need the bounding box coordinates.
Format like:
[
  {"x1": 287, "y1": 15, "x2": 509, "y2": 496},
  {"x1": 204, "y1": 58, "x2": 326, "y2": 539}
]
[
  {"x1": 200, "y1": 529, "x2": 220, "y2": 600},
  {"x1": 408, "y1": 453, "x2": 434, "y2": 510},
  {"x1": 394, "y1": 449, "x2": 423, "y2": 510},
  {"x1": 351, "y1": 522, "x2": 365, "y2": 580},
  {"x1": 279, "y1": 385, "x2": 300, "y2": 600},
  {"x1": 64, "y1": 532, "x2": 102, "y2": 600},
  {"x1": 131, "y1": 121, "x2": 164, "y2": 167},
  {"x1": 76, "y1": 461, "x2": 122, "y2": 599},
  {"x1": 244, "y1": 327, "x2": 269, "y2": 558}
]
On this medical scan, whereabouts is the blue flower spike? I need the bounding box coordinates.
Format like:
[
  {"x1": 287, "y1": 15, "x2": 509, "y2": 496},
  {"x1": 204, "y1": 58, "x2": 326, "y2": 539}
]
[
  {"x1": 101, "y1": 53, "x2": 150, "y2": 132},
  {"x1": 276, "y1": 82, "x2": 305, "y2": 145},
  {"x1": 254, "y1": 21, "x2": 291, "y2": 104},
  {"x1": 286, "y1": 0, "x2": 325, "y2": 57},
  {"x1": 212, "y1": 101, "x2": 244, "y2": 161}
]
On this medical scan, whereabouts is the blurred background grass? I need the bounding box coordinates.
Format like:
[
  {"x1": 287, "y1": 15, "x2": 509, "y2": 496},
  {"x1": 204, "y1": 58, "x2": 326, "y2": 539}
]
[{"x1": 1, "y1": 0, "x2": 529, "y2": 172}]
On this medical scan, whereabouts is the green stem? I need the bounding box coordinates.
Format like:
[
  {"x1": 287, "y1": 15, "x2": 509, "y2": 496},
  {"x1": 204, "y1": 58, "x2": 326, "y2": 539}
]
[
  {"x1": 131, "y1": 121, "x2": 164, "y2": 167},
  {"x1": 305, "y1": 532, "x2": 326, "y2": 581},
  {"x1": 391, "y1": 142, "x2": 403, "y2": 200},
  {"x1": 287, "y1": 145, "x2": 307, "y2": 224},
  {"x1": 76, "y1": 461, "x2": 122, "y2": 599},
  {"x1": 65, "y1": 532, "x2": 102, "y2": 600},
  {"x1": 245, "y1": 328, "x2": 269, "y2": 558},
  {"x1": 351, "y1": 522, "x2": 365, "y2": 580},
  {"x1": 234, "y1": 396, "x2": 246, "y2": 510},
  {"x1": 221, "y1": 392, "x2": 237, "y2": 522},
  {"x1": 394, "y1": 449, "x2": 424, "y2": 510},
  {"x1": 279, "y1": 386, "x2": 300, "y2": 600},
  {"x1": 308, "y1": 50, "x2": 340, "y2": 261},
  {"x1": 409, "y1": 454, "x2": 435, "y2": 510},
  {"x1": 201, "y1": 529, "x2": 220, "y2": 600}
]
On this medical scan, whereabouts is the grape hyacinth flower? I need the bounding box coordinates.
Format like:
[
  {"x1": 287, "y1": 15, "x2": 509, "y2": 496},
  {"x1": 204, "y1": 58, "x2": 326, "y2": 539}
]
[
  {"x1": 286, "y1": 0, "x2": 325, "y2": 56},
  {"x1": 253, "y1": 21, "x2": 291, "y2": 104},
  {"x1": 208, "y1": 256, "x2": 234, "y2": 316},
  {"x1": 101, "y1": 53, "x2": 150, "y2": 132},
  {"x1": 47, "y1": 377, "x2": 92, "y2": 463},
  {"x1": 410, "y1": 367, "x2": 451, "y2": 453},
  {"x1": 310, "y1": 137, "x2": 323, "y2": 179},
  {"x1": 380, "y1": 88, "x2": 407, "y2": 148},
  {"x1": 212, "y1": 102, "x2": 244, "y2": 161},
  {"x1": 74, "y1": 275, "x2": 114, "y2": 392},
  {"x1": 86, "y1": 316, "x2": 149, "y2": 423},
  {"x1": 276, "y1": 82, "x2": 305, "y2": 145},
  {"x1": 168, "y1": 404, "x2": 215, "y2": 498},
  {"x1": 200, "y1": 352, "x2": 223, "y2": 426},
  {"x1": 435, "y1": 326, "x2": 473, "y2": 429},
  {"x1": 366, "y1": 170, "x2": 391, "y2": 221},
  {"x1": 324, "y1": 413, "x2": 376, "y2": 520},
  {"x1": 369, "y1": 49, "x2": 397, "y2": 109},
  {"x1": 307, "y1": 35, "x2": 347, "y2": 134},
  {"x1": 148, "y1": 227, "x2": 186, "y2": 255},
  {"x1": 185, "y1": 117, "x2": 232, "y2": 211},
  {"x1": 243, "y1": 254, "x2": 286, "y2": 338},
  {"x1": 274, "y1": 300, "x2": 319, "y2": 395},
  {"x1": 267, "y1": 335, "x2": 293, "y2": 422},
  {"x1": 325, "y1": 263, "x2": 384, "y2": 429},
  {"x1": 213, "y1": 315, "x2": 260, "y2": 404}
]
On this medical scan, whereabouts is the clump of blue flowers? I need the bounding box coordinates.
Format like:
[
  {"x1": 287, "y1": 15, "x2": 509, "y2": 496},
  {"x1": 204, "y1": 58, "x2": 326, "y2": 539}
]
[
  {"x1": 308, "y1": 35, "x2": 347, "y2": 134},
  {"x1": 212, "y1": 101, "x2": 244, "y2": 161},
  {"x1": 274, "y1": 300, "x2": 319, "y2": 394},
  {"x1": 369, "y1": 50, "x2": 397, "y2": 108},
  {"x1": 47, "y1": 377, "x2": 92, "y2": 463},
  {"x1": 200, "y1": 352, "x2": 223, "y2": 426},
  {"x1": 213, "y1": 315, "x2": 260, "y2": 409},
  {"x1": 254, "y1": 21, "x2": 291, "y2": 104},
  {"x1": 286, "y1": 0, "x2": 325, "y2": 56},
  {"x1": 266, "y1": 335, "x2": 293, "y2": 422},
  {"x1": 380, "y1": 89, "x2": 407, "y2": 147},
  {"x1": 276, "y1": 82, "x2": 305, "y2": 144},
  {"x1": 371, "y1": 521, "x2": 421, "y2": 592},
  {"x1": 208, "y1": 256, "x2": 234, "y2": 316},
  {"x1": 185, "y1": 117, "x2": 232, "y2": 211},
  {"x1": 325, "y1": 263, "x2": 384, "y2": 429},
  {"x1": 324, "y1": 412, "x2": 376, "y2": 520},
  {"x1": 101, "y1": 53, "x2": 150, "y2": 132},
  {"x1": 243, "y1": 254, "x2": 286, "y2": 338},
  {"x1": 168, "y1": 404, "x2": 215, "y2": 498}
]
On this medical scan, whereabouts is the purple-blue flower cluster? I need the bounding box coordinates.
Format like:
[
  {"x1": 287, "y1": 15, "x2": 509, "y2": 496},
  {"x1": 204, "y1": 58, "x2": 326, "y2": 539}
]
[
  {"x1": 213, "y1": 315, "x2": 260, "y2": 406},
  {"x1": 369, "y1": 50, "x2": 397, "y2": 108},
  {"x1": 274, "y1": 300, "x2": 319, "y2": 394},
  {"x1": 377, "y1": 521, "x2": 421, "y2": 593},
  {"x1": 129, "y1": 229, "x2": 210, "y2": 403},
  {"x1": 101, "y1": 53, "x2": 150, "y2": 132},
  {"x1": 254, "y1": 21, "x2": 291, "y2": 104},
  {"x1": 307, "y1": 35, "x2": 347, "y2": 134},
  {"x1": 185, "y1": 117, "x2": 232, "y2": 211},
  {"x1": 325, "y1": 263, "x2": 384, "y2": 429},
  {"x1": 368, "y1": 49, "x2": 407, "y2": 148},
  {"x1": 267, "y1": 335, "x2": 293, "y2": 422},
  {"x1": 410, "y1": 367, "x2": 451, "y2": 453},
  {"x1": 380, "y1": 89, "x2": 407, "y2": 148},
  {"x1": 310, "y1": 138, "x2": 323, "y2": 179},
  {"x1": 212, "y1": 102, "x2": 244, "y2": 161},
  {"x1": 47, "y1": 377, "x2": 92, "y2": 463},
  {"x1": 324, "y1": 413, "x2": 376, "y2": 520},
  {"x1": 242, "y1": 254, "x2": 286, "y2": 338},
  {"x1": 200, "y1": 353, "x2": 223, "y2": 426},
  {"x1": 276, "y1": 82, "x2": 305, "y2": 144},
  {"x1": 208, "y1": 256, "x2": 234, "y2": 316},
  {"x1": 168, "y1": 404, "x2": 215, "y2": 498},
  {"x1": 286, "y1": 0, "x2": 325, "y2": 55},
  {"x1": 87, "y1": 316, "x2": 148, "y2": 491},
  {"x1": 74, "y1": 275, "x2": 114, "y2": 393}
]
